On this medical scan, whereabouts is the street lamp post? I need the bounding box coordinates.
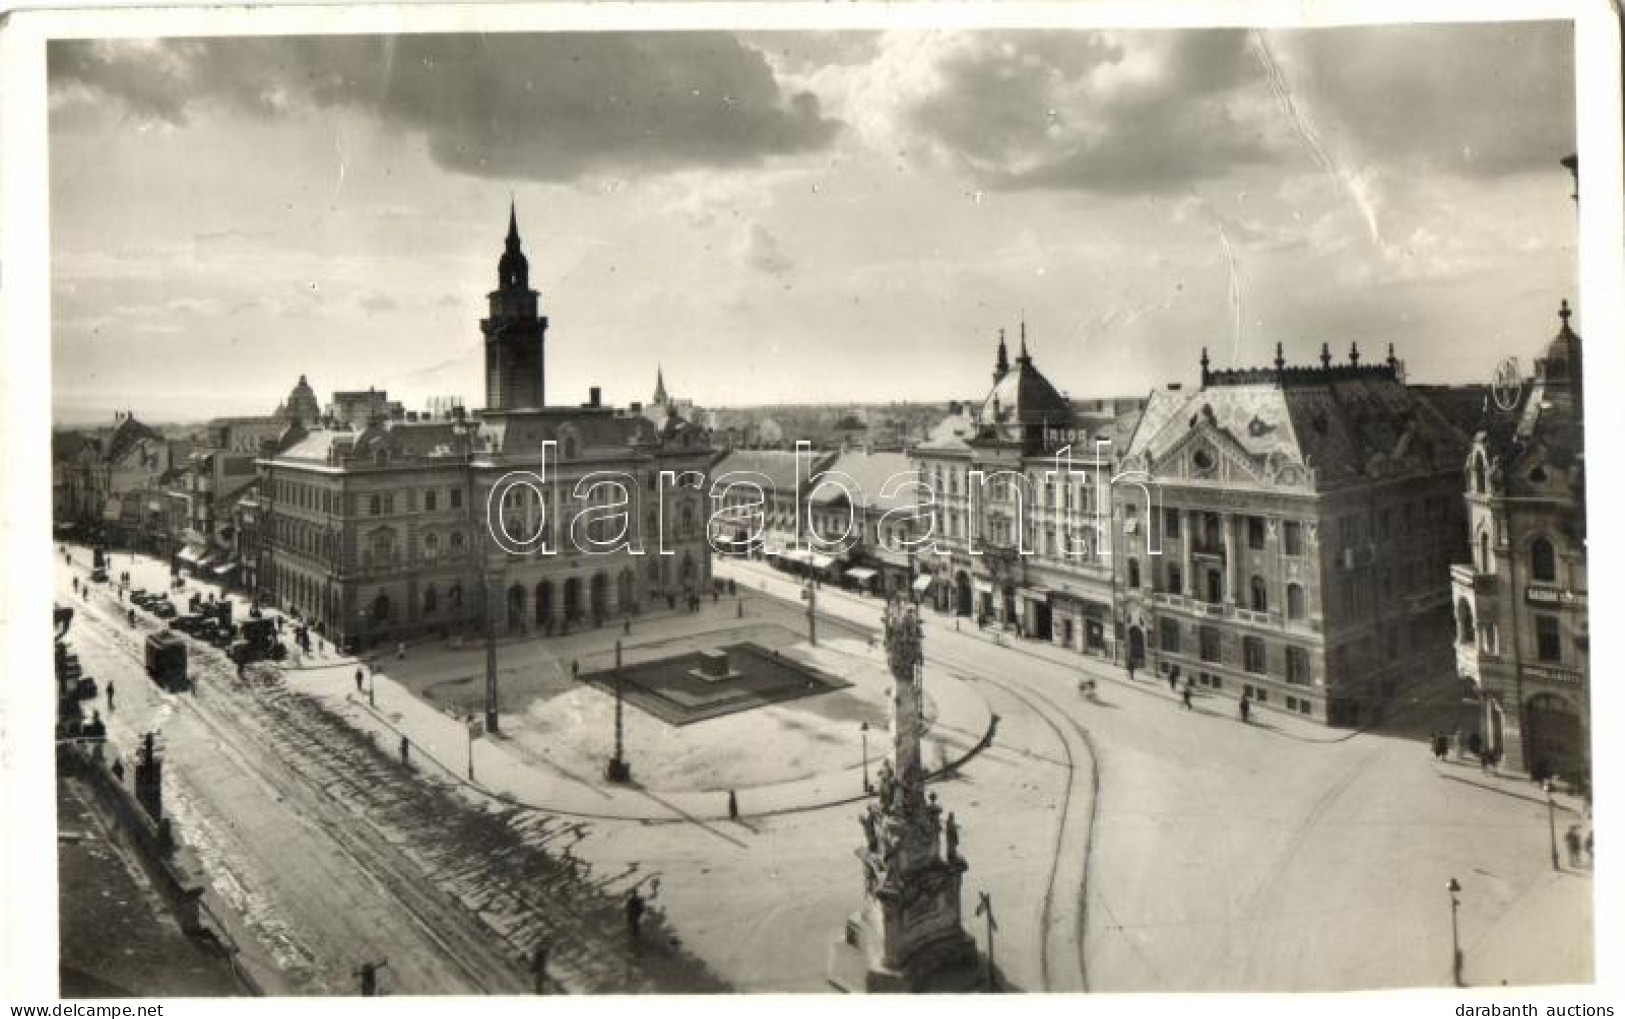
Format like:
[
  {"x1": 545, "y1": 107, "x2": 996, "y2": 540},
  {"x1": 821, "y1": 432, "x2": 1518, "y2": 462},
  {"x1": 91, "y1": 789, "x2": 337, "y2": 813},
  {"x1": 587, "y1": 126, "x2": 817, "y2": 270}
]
[
  {"x1": 1447, "y1": 877, "x2": 1463, "y2": 987},
  {"x1": 805, "y1": 576, "x2": 818, "y2": 647},
  {"x1": 606, "y1": 639, "x2": 631, "y2": 782},
  {"x1": 860, "y1": 721, "x2": 870, "y2": 793},
  {"x1": 1544, "y1": 778, "x2": 1560, "y2": 870}
]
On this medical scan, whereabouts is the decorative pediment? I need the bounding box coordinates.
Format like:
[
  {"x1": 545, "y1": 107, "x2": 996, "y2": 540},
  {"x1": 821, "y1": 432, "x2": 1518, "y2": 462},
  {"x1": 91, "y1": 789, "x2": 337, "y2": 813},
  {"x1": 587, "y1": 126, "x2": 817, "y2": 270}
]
[{"x1": 1153, "y1": 420, "x2": 1283, "y2": 487}]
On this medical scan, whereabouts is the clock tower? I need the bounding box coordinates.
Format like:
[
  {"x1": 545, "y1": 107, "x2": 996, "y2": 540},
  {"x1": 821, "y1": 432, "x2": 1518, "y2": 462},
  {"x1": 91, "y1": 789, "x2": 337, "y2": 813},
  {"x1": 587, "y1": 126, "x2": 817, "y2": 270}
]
[{"x1": 482, "y1": 202, "x2": 548, "y2": 410}]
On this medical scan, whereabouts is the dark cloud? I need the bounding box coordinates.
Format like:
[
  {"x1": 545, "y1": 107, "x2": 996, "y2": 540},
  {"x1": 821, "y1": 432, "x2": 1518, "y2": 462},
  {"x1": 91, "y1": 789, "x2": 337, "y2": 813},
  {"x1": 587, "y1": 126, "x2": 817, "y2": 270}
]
[
  {"x1": 1269, "y1": 22, "x2": 1576, "y2": 178},
  {"x1": 50, "y1": 33, "x2": 842, "y2": 181},
  {"x1": 905, "y1": 30, "x2": 1275, "y2": 195}
]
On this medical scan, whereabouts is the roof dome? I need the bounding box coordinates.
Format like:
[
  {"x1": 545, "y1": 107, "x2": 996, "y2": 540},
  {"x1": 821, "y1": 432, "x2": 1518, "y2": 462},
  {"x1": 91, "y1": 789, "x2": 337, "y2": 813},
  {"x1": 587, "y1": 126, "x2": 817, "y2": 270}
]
[
  {"x1": 979, "y1": 341, "x2": 1072, "y2": 432},
  {"x1": 1539, "y1": 299, "x2": 1582, "y2": 389}
]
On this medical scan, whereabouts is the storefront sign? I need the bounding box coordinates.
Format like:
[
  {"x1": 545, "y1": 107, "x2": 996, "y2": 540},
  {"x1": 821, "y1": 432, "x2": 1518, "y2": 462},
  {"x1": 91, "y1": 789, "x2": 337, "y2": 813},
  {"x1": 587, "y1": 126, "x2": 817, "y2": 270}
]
[
  {"x1": 1521, "y1": 664, "x2": 1583, "y2": 686},
  {"x1": 1526, "y1": 585, "x2": 1584, "y2": 608}
]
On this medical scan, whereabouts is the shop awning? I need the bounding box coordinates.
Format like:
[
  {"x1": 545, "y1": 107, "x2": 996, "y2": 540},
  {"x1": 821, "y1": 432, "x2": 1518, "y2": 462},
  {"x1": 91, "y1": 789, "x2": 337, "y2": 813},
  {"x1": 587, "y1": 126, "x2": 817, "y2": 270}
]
[
  {"x1": 1017, "y1": 586, "x2": 1048, "y2": 602},
  {"x1": 177, "y1": 546, "x2": 204, "y2": 565},
  {"x1": 809, "y1": 552, "x2": 836, "y2": 570},
  {"x1": 974, "y1": 579, "x2": 994, "y2": 595},
  {"x1": 912, "y1": 575, "x2": 934, "y2": 593},
  {"x1": 846, "y1": 567, "x2": 879, "y2": 583},
  {"x1": 764, "y1": 547, "x2": 783, "y2": 558},
  {"x1": 212, "y1": 561, "x2": 238, "y2": 576}
]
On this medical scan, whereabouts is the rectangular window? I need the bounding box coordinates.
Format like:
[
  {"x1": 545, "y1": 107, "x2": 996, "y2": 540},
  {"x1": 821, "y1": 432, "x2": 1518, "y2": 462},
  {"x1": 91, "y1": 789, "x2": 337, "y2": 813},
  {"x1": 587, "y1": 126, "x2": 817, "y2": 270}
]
[
  {"x1": 1535, "y1": 614, "x2": 1562, "y2": 663},
  {"x1": 1286, "y1": 696, "x2": 1298, "y2": 712},
  {"x1": 1248, "y1": 516, "x2": 1266, "y2": 550},
  {"x1": 1243, "y1": 636, "x2": 1266, "y2": 673},
  {"x1": 1160, "y1": 617, "x2": 1180, "y2": 653},
  {"x1": 1200, "y1": 626, "x2": 1221, "y2": 663},
  {"x1": 1283, "y1": 521, "x2": 1302, "y2": 556},
  {"x1": 1164, "y1": 508, "x2": 1181, "y2": 539},
  {"x1": 369, "y1": 494, "x2": 381, "y2": 516},
  {"x1": 1286, "y1": 646, "x2": 1310, "y2": 685},
  {"x1": 1167, "y1": 564, "x2": 1183, "y2": 596},
  {"x1": 383, "y1": 495, "x2": 395, "y2": 515},
  {"x1": 425, "y1": 490, "x2": 438, "y2": 512},
  {"x1": 450, "y1": 488, "x2": 463, "y2": 509},
  {"x1": 1298, "y1": 699, "x2": 1311, "y2": 715}
]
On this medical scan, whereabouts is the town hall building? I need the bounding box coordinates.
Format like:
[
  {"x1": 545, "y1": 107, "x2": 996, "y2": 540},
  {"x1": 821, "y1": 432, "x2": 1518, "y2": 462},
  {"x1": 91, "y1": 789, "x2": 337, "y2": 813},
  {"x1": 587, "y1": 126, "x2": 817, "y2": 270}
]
[{"x1": 256, "y1": 206, "x2": 713, "y2": 650}]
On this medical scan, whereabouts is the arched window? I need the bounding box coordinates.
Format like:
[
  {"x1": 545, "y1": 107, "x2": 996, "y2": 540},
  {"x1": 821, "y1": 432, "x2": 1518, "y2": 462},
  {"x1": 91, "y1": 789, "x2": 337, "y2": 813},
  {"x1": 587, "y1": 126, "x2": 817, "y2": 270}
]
[
  {"x1": 1456, "y1": 598, "x2": 1475, "y2": 645},
  {"x1": 1530, "y1": 536, "x2": 1557, "y2": 583},
  {"x1": 424, "y1": 532, "x2": 440, "y2": 561},
  {"x1": 1250, "y1": 575, "x2": 1268, "y2": 612},
  {"x1": 1127, "y1": 558, "x2": 1141, "y2": 589},
  {"x1": 1287, "y1": 583, "x2": 1306, "y2": 620},
  {"x1": 1478, "y1": 530, "x2": 1492, "y2": 573},
  {"x1": 1471, "y1": 453, "x2": 1487, "y2": 494}
]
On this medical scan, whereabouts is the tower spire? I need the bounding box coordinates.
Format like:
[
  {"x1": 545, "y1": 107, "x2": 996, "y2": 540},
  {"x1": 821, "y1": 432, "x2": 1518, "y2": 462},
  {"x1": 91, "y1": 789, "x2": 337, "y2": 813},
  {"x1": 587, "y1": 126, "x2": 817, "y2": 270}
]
[
  {"x1": 994, "y1": 328, "x2": 1010, "y2": 382},
  {"x1": 506, "y1": 197, "x2": 521, "y2": 250},
  {"x1": 653, "y1": 363, "x2": 669, "y2": 405},
  {"x1": 1019, "y1": 317, "x2": 1030, "y2": 361}
]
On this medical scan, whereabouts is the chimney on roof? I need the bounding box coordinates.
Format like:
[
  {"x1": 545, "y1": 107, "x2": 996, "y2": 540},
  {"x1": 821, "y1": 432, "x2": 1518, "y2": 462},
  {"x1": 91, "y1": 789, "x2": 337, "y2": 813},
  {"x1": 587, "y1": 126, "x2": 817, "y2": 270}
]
[{"x1": 589, "y1": 386, "x2": 602, "y2": 408}]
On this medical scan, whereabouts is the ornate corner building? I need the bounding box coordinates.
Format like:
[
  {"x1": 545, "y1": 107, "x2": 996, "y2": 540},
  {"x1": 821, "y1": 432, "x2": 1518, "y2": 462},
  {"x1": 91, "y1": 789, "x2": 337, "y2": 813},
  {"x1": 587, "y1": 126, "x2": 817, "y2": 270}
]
[
  {"x1": 1451, "y1": 302, "x2": 1588, "y2": 784},
  {"x1": 911, "y1": 328, "x2": 1134, "y2": 660},
  {"x1": 255, "y1": 206, "x2": 714, "y2": 651},
  {"x1": 1115, "y1": 343, "x2": 1475, "y2": 726}
]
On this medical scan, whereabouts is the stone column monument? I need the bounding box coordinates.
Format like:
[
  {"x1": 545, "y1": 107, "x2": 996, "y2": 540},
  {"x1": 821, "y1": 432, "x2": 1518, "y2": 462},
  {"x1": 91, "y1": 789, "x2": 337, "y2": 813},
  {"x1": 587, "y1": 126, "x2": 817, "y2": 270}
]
[{"x1": 828, "y1": 599, "x2": 977, "y2": 992}]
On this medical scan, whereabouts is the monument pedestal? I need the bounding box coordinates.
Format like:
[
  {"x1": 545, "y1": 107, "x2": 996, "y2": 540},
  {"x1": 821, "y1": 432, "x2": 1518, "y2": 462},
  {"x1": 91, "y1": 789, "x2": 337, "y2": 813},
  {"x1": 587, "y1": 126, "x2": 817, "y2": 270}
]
[{"x1": 826, "y1": 602, "x2": 979, "y2": 993}]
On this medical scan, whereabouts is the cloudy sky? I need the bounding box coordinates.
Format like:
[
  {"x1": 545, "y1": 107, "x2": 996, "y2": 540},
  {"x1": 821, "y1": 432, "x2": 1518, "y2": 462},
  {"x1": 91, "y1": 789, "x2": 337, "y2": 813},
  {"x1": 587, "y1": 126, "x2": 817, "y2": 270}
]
[{"x1": 49, "y1": 21, "x2": 1578, "y2": 424}]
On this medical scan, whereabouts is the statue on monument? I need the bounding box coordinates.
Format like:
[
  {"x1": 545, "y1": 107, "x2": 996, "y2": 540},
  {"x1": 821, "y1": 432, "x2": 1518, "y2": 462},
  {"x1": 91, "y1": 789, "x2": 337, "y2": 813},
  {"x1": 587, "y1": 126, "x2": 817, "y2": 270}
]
[{"x1": 828, "y1": 600, "x2": 977, "y2": 992}]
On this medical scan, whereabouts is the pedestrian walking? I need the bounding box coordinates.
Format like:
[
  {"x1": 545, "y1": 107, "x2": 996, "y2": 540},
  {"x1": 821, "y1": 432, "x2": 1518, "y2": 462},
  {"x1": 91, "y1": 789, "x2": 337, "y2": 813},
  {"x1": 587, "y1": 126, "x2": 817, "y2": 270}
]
[
  {"x1": 736, "y1": 600, "x2": 744, "y2": 619},
  {"x1": 625, "y1": 888, "x2": 646, "y2": 944},
  {"x1": 1239, "y1": 694, "x2": 1250, "y2": 724},
  {"x1": 1586, "y1": 829, "x2": 1594, "y2": 865},
  {"x1": 355, "y1": 668, "x2": 364, "y2": 693},
  {"x1": 399, "y1": 735, "x2": 410, "y2": 767},
  {"x1": 624, "y1": 618, "x2": 632, "y2": 636},
  {"x1": 1168, "y1": 673, "x2": 1177, "y2": 693},
  {"x1": 1566, "y1": 825, "x2": 1582, "y2": 867},
  {"x1": 397, "y1": 641, "x2": 406, "y2": 660},
  {"x1": 105, "y1": 680, "x2": 115, "y2": 713},
  {"x1": 727, "y1": 789, "x2": 739, "y2": 820},
  {"x1": 1181, "y1": 687, "x2": 1193, "y2": 710}
]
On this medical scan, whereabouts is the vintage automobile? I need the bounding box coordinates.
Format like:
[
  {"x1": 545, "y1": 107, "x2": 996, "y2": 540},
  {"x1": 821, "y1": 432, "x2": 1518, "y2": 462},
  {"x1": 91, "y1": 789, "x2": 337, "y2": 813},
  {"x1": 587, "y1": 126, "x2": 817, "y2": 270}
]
[{"x1": 150, "y1": 600, "x2": 178, "y2": 620}]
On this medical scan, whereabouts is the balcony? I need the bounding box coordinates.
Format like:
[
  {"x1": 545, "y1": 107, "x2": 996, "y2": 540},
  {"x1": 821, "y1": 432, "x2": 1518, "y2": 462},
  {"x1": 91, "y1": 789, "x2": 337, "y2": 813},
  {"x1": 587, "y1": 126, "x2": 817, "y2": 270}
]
[{"x1": 1449, "y1": 563, "x2": 1496, "y2": 595}]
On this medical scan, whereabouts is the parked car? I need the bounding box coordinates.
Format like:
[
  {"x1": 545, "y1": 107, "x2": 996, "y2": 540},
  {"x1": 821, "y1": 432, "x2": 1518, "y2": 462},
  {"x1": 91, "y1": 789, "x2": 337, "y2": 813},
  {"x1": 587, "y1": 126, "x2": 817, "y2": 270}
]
[
  {"x1": 151, "y1": 600, "x2": 177, "y2": 619},
  {"x1": 90, "y1": 568, "x2": 108, "y2": 584}
]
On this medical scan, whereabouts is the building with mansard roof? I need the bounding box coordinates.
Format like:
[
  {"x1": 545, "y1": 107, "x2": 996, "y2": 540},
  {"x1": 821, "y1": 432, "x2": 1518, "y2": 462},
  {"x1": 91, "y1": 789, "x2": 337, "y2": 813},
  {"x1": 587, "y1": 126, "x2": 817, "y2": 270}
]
[
  {"x1": 1113, "y1": 341, "x2": 1476, "y2": 725},
  {"x1": 912, "y1": 326, "x2": 1134, "y2": 661},
  {"x1": 256, "y1": 206, "x2": 713, "y2": 650},
  {"x1": 1451, "y1": 301, "x2": 1588, "y2": 783}
]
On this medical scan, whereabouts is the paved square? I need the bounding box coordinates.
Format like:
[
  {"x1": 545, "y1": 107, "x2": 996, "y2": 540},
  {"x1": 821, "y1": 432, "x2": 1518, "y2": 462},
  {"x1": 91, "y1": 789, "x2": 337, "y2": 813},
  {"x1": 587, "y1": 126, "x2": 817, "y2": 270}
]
[{"x1": 581, "y1": 641, "x2": 851, "y2": 725}]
